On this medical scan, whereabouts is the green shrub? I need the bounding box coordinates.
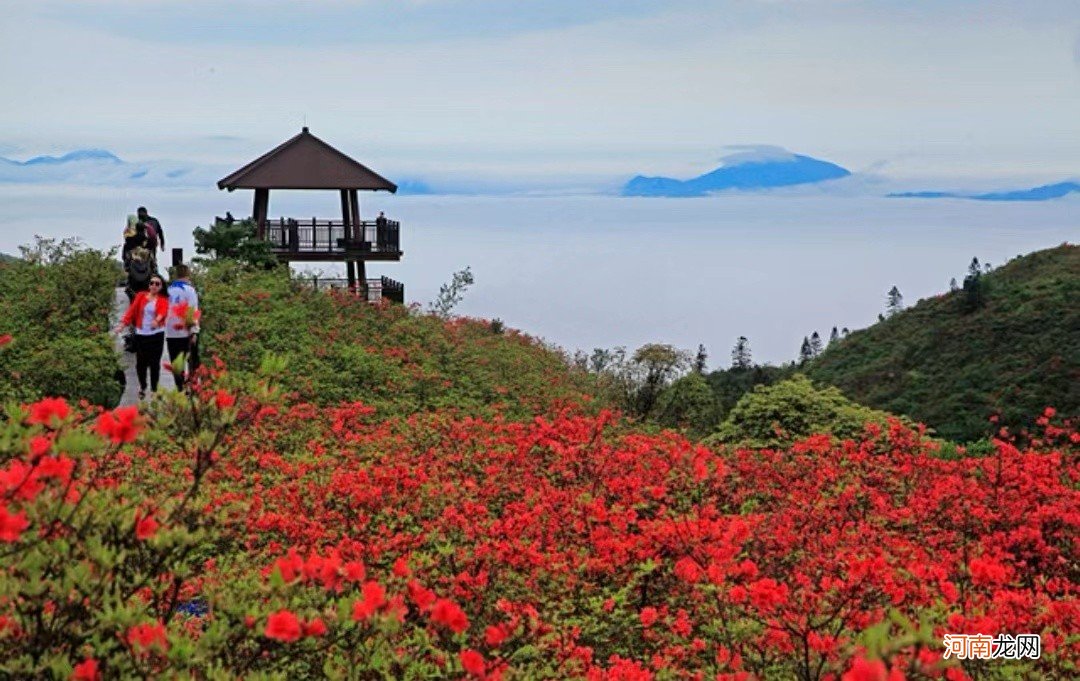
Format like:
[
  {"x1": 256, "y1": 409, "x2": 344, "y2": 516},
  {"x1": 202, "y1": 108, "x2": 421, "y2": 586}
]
[
  {"x1": 0, "y1": 238, "x2": 121, "y2": 407},
  {"x1": 710, "y1": 374, "x2": 900, "y2": 448}
]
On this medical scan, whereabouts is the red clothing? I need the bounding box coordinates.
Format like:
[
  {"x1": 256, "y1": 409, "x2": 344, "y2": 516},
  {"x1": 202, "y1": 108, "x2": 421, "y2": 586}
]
[{"x1": 121, "y1": 291, "x2": 169, "y2": 331}]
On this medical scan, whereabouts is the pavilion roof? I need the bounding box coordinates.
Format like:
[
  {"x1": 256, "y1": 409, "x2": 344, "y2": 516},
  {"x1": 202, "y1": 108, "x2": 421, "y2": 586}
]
[{"x1": 217, "y1": 128, "x2": 397, "y2": 192}]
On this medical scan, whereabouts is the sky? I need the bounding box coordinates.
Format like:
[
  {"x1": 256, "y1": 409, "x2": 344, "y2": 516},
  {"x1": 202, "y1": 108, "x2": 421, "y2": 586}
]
[{"x1": 3, "y1": 0, "x2": 1080, "y2": 184}]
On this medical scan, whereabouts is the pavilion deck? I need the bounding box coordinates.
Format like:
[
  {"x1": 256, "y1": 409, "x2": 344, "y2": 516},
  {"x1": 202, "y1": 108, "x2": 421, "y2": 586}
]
[
  {"x1": 263, "y1": 217, "x2": 402, "y2": 261},
  {"x1": 300, "y1": 275, "x2": 405, "y2": 304}
]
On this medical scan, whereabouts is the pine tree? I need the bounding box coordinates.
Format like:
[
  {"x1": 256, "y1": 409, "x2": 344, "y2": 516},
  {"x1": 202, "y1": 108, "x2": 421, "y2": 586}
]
[
  {"x1": 809, "y1": 331, "x2": 824, "y2": 357},
  {"x1": 949, "y1": 277, "x2": 959, "y2": 292},
  {"x1": 693, "y1": 344, "x2": 708, "y2": 374},
  {"x1": 799, "y1": 336, "x2": 813, "y2": 363},
  {"x1": 841, "y1": 327, "x2": 850, "y2": 337},
  {"x1": 731, "y1": 336, "x2": 752, "y2": 370},
  {"x1": 886, "y1": 286, "x2": 904, "y2": 317},
  {"x1": 962, "y1": 256, "x2": 985, "y2": 312},
  {"x1": 829, "y1": 326, "x2": 839, "y2": 345}
]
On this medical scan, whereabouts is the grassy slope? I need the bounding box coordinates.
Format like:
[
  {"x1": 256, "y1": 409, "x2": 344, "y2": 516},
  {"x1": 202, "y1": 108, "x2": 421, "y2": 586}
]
[
  {"x1": 806, "y1": 243, "x2": 1079, "y2": 441},
  {"x1": 198, "y1": 264, "x2": 602, "y2": 420}
]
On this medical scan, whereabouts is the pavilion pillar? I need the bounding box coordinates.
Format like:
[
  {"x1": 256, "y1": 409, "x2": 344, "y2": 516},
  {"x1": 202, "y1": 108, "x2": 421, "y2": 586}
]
[
  {"x1": 340, "y1": 190, "x2": 352, "y2": 244},
  {"x1": 349, "y1": 189, "x2": 365, "y2": 298},
  {"x1": 253, "y1": 188, "x2": 270, "y2": 240}
]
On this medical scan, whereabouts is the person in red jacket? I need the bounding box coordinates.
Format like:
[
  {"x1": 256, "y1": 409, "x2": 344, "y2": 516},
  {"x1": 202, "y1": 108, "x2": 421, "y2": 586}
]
[{"x1": 115, "y1": 274, "x2": 169, "y2": 399}]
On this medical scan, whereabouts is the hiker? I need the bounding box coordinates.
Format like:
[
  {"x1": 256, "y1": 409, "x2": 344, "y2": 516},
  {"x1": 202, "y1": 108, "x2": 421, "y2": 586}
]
[
  {"x1": 115, "y1": 274, "x2": 169, "y2": 399},
  {"x1": 125, "y1": 247, "x2": 154, "y2": 302},
  {"x1": 137, "y1": 206, "x2": 166, "y2": 254},
  {"x1": 122, "y1": 216, "x2": 150, "y2": 269},
  {"x1": 165, "y1": 264, "x2": 200, "y2": 391},
  {"x1": 121, "y1": 247, "x2": 155, "y2": 353}
]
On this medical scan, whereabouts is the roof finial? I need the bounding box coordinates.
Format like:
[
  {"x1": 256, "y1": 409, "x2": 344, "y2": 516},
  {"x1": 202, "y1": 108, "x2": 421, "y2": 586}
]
[{"x1": 302, "y1": 114, "x2": 308, "y2": 134}]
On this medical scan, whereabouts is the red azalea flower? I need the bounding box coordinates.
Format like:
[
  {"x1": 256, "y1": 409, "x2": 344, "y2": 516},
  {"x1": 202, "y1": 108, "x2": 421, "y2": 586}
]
[
  {"x1": 28, "y1": 436, "x2": 51, "y2": 459},
  {"x1": 0, "y1": 506, "x2": 29, "y2": 542},
  {"x1": 485, "y1": 624, "x2": 507, "y2": 646},
  {"x1": 408, "y1": 580, "x2": 436, "y2": 610},
  {"x1": 0, "y1": 334, "x2": 12, "y2": 347},
  {"x1": 352, "y1": 581, "x2": 386, "y2": 621},
  {"x1": 27, "y1": 397, "x2": 69, "y2": 427},
  {"x1": 460, "y1": 649, "x2": 486, "y2": 676},
  {"x1": 639, "y1": 607, "x2": 659, "y2": 627},
  {"x1": 35, "y1": 455, "x2": 74, "y2": 484},
  {"x1": 135, "y1": 512, "x2": 159, "y2": 541},
  {"x1": 303, "y1": 617, "x2": 328, "y2": 637},
  {"x1": 71, "y1": 658, "x2": 100, "y2": 681},
  {"x1": 841, "y1": 655, "x2": 889, "y2": 681},
  {"x1": 430, "y1": 598, "x2": 469, "y2": 633},
  {"x1": 96, "y1": 406, "x2": 141, "y2": 444},
  {"x1": 126, "y1": 621, "x2": 168, "y2": 652},
  {"x1": 265, "y1": 609, "x2": 302, "y2": 642},
  {"x1": 214, "y1": 390, "x2": 236, "y2": 409}
]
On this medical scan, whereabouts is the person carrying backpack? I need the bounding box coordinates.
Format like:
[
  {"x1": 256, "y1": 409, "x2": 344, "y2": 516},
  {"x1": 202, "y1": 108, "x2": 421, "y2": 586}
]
[
  {"x1": 126, "y1": 248, "x2": 153, "y2": 301},
  {"x1": 137, "y1": 206, "x2": 166, "y2": 255}
]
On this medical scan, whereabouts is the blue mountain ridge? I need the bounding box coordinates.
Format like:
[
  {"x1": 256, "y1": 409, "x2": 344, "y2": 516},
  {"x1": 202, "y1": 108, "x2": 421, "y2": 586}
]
[
  {"x1": 622, "y1": 153, "x2": 851, "y2": 197},
  {"x1": 888, "y1": 181, "x2": 1080, "y2": 202},
  {"x1": 1, "y1": 149, "x2": 123, "y2": 166}
]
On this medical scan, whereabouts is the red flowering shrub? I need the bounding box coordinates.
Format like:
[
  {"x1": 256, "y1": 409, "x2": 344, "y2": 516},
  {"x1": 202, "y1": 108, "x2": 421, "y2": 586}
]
[{"x1": 0, "y1": 350, "x2": 1075, "y2": 677}]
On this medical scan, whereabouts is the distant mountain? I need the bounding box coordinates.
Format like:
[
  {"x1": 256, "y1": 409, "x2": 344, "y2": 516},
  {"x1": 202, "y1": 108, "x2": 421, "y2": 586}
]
[
  {"x1": 7, "y1": 149, "x2": 123, "y2": 166},
  {"x1": 395, "y1": 178, "x2": 435, "y2": 195},
  {"x1": 622, "y1": 149, "x2": 851, "y2": 197},
  {"x1": 0, "y1": 147, "x2": 208, "y2": 187},
  {"x1": 889, "y1": 181, "x2": 1080, "y2": 202},
  {"x1": 805, "y1": 244, "x2": 1080, "y2": 441}
]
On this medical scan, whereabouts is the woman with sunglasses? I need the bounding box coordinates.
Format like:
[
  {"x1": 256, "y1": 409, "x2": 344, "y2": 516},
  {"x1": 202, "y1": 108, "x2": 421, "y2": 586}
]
[{"x1": 116, "y1": 274, "x2": 169, "y2": 399}]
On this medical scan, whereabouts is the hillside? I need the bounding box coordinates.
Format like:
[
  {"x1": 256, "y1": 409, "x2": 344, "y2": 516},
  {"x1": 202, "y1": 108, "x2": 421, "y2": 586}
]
[
  {"x1": 2, "y1": 250, "x2": 1078, "y2": 678},
  {"x1": 198, "y1": 263, "x2": 601, "y2": 420},
  {"x1": 806, "y1": 244, "x2": 1079, "y2": 441}
]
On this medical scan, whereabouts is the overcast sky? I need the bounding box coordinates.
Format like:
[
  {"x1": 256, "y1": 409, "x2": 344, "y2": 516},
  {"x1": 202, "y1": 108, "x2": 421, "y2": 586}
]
[{"x1": 3, "y1": 1, "x2": 1080, "y2": 183}]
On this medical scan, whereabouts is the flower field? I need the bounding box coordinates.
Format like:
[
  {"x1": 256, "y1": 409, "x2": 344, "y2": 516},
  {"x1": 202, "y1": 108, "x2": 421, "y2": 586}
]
[{"x1": 1, "y1": 349, "x2": 1076, "y2": 678}]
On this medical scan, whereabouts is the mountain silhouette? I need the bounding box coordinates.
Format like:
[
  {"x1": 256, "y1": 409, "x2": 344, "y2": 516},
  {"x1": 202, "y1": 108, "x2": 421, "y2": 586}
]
[{"x1": 623, "y1": 151, "x2": 851, "y2": 197}]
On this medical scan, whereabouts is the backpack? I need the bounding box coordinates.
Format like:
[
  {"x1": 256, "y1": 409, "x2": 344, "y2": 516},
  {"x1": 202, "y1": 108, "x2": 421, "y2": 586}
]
[
  {"x1": 129, "y1": 258, "x2": 151, "y2": 286},
  {"x1": 143, "y1": 223, "x2": 159, "y2": 251}
]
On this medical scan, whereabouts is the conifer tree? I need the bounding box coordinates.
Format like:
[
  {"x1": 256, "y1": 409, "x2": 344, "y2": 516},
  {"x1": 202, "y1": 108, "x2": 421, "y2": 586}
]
[
  {"x1": 799, "y1": 336, "x2": 813, "y2": 363},
  {"x1": 949, "y1": 277, "x2": 959, "y2": 292},
  {"x1": 962, "y1": 257, "x2": 985, "y2": 312},
  {"x1": 731, "y1": 337, "x2": 752, "y2": 370},
  {"x1": 809, "y1": 331, "x2": 824, "y2": 357},
  {"x1": 829, "y1": 326, "x2": 839, "y2": 345},
  {"x1": 886, "y1": 286, "x2": 904, "y2": 317},
  {"x1": 693, "y1": 344, "x2": 708, "y2": 374},
  {"x1": 842, "y1": 327, "x2": 850, "y2": 337}
]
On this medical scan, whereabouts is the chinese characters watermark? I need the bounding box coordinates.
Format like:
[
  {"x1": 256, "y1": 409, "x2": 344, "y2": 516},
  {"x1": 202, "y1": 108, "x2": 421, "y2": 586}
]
[{"x1": 942, "y1": 634, "x2": 1040, "y2": 660}]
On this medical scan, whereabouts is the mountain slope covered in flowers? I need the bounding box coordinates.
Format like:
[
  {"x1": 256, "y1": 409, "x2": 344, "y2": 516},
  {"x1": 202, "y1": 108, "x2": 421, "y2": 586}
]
[{"x1": 0, "y1": 251, "x2": 1076, "y2": 679}]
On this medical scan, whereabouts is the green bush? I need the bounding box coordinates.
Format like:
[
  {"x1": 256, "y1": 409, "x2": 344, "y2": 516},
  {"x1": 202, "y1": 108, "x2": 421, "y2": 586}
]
[
  {"x1": 710, "y1": 374, "x2": 900, "y2": 448},
  {"x1": 0, "y1": 238, "x2": 122, "y2": 407}
]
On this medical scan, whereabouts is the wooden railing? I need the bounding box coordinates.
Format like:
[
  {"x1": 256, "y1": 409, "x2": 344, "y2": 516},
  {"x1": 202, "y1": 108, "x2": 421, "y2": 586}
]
[
  {"x1": 263, "y1": 218, "x2": 401, "y2": 254},
  {"x1": 299, "y1": 276, "x2": 405, "y2": 304}
]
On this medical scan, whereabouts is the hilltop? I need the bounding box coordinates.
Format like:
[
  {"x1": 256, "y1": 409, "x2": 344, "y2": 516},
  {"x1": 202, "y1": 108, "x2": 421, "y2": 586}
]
[{"x1": 806, "y1": 244, "x2": 1079, "y2": 441}]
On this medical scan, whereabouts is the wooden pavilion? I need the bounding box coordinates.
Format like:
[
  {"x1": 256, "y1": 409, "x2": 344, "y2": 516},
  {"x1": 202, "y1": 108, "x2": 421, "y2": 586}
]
[{"x1": 217, "y1": 127, "x2": 404, "y2": 302}]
